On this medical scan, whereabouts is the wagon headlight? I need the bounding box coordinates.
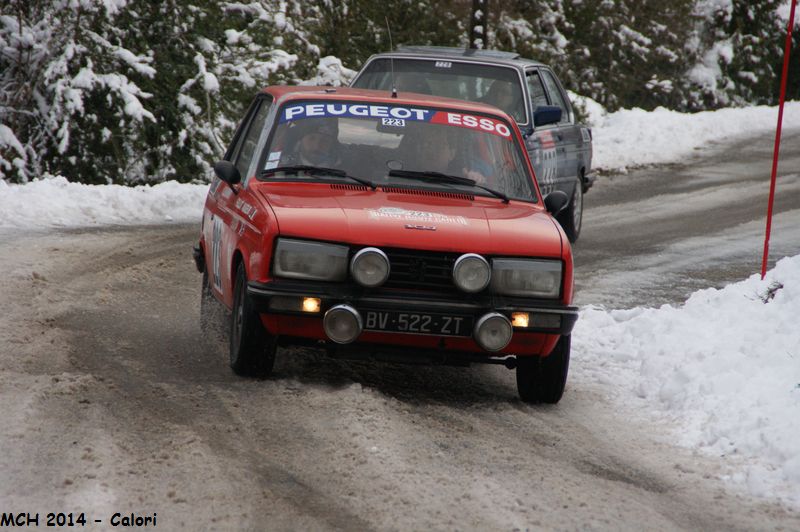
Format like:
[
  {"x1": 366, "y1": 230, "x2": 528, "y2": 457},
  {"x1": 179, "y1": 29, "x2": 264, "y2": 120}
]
[
  {"x1": 273, "y1": 238, "x2": 348, "y2": 281},
  {"x1": 491, "y1": 259, "x2": 562, "y2": 298},
  {"x1": 351, "y1": 247, "x2": 390, "y2": 287},
  {"x1": 453, "y1": 253, "x2": 491, "y2": 293}
]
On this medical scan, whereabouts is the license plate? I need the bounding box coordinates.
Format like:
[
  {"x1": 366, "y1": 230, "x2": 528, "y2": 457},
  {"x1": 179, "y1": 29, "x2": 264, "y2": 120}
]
[{"x1": 363, "y1": 310, "x2": 473, "y2": 336}]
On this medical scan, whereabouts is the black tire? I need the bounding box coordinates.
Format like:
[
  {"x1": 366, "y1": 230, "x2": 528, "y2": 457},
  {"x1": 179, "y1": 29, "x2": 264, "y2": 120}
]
[
  {"x1": 557, "y1": 179, "x2": 583, "y2": 243},
  {"x1": 200, "y1": 269, "x2": 214, "y2": 330},
  {"x1": 516, "y1": 335, "x2": 571, "y2": 404},
  {"x1": 230, "y1": 262, "x2": 276, "y2": 377},
  {"x1": 200, "y1": 268, "x2": 228, "y2": 352}
]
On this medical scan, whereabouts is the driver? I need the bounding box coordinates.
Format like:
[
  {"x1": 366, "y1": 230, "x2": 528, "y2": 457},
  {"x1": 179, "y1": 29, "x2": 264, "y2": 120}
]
[
  {"x1": 480, "y1": 80, "x2": 522, "y2": 122},
  {"x1": 413, "y1": 126, "x2": 457, "y2": 174},
  {"x1": 402, "y1": 125, "x2": 493, "y2": 185},
  {"x1": 282, "y1": 118, "x2": 341, "y2": 167}
]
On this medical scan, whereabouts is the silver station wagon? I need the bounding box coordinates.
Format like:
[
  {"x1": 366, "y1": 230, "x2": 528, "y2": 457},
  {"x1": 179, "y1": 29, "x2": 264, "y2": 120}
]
[{"x1": 351, "y1": 46, "x2": 594, "y2": 242}]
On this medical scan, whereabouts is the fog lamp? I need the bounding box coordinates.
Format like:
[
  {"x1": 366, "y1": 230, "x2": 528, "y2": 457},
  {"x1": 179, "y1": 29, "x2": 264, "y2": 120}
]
[
  {"x1": 511, "y1": 312, "x2": 530, "y2": 328},
  {"x1": 474, "y1": 312, "x2": 513, "y2": 352},
  {"x1": 302, "y1": 297, "x2": 321, "y2": 313},
  {"x1": 323, "y1": 305, "x2": 363, "y2": 344}
]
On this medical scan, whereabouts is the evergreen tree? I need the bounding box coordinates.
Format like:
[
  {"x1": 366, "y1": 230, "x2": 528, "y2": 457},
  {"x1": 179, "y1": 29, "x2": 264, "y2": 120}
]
[
  {"x1": 684, "y1": 0, "x2": 785, "y2": 110},
  {"x1": 0, "y1": 0, "x2": 312, "y2": 183},
  {"x1": 119, "y1": 0, "x2": 314, "y2": 182},
  {"x1": 1, "y1": 0, "x2": 797, "y2": 185},
  {"x1": 0, "y1": 0, "x2": 156, "y2": 183},
  {"x1": 785, "y1": 30, "x2": 800, "y2": 102},
  {"x1": 300, "y1": 0, "x2": 465, "y2": 68},
  {"x1": 494, "y1": 0, "x2": 694, "y2": 112}
]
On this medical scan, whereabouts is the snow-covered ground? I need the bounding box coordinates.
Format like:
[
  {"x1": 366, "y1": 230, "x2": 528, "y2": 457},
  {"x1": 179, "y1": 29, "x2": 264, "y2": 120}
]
[
  {"x1": 573, "y1": 96, "x2": 800, "y2": 172},
  {"x1": 574, "y1": 257, "x2": 800, "y2": 506},
  {"x1": 0, "y1": 176, "x2": 208, "y2": 229},
  {"x1": 1, "y1": 102, "x2": 799, "y2": 507}
]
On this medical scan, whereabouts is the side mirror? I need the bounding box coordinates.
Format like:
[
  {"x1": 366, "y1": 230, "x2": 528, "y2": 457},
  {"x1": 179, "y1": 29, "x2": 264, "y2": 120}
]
[
  {"x1": 533, "y1": 105, "x2": 562, "y2": 127},
  {"x1": 213, "y1": 160, "x2": 241, "y2": 186},
  {"x1": 544, "y1": 190, "x2": 569, "y2": 216},
  {"x1": 521, "y1": 125, "x2": 534, "y2": 139}
]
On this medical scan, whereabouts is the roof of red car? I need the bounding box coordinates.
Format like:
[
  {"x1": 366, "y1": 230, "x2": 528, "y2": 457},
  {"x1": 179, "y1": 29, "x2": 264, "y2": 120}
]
[{"x1": 263, "y1": 85, "x2": 515, "y2": 121}]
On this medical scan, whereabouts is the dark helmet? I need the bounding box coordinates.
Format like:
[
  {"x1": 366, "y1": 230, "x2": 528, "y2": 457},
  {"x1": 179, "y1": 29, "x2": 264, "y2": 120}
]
[{"x1": 298, "y1": 117, "x2": 338, "y2": 139}]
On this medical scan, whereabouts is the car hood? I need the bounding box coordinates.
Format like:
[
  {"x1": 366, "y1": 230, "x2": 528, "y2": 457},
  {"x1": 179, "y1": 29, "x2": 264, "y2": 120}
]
[{"x1": 255, "y1": 183, "x2": 563, "y2": 257}]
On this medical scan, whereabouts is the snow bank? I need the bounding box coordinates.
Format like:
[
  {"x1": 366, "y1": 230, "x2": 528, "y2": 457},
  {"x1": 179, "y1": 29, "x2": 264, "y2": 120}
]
[
  {"x1": 0, "y1": 176, "x2": 207, "y2": 229},
  {"x1": 574, "y1": 255, "x2": 800, "y2": 505},
  {"x1": 587, "y1": 101, "x2": 800, "y2": 172},
  {"x1": 300, "y1": 55, "x2": 357, "y2": 87}
]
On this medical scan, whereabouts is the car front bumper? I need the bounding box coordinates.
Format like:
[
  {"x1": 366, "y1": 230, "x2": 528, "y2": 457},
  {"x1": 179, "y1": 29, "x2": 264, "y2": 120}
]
[{"x1": 247, "y1": 279, "x2": 578, "y2": 357}]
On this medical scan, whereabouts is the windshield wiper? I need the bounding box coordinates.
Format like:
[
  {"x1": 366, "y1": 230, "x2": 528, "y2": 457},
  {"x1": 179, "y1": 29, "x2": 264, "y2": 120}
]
[
  {"x1": 389, "y1": 169, "x2": 473, "y2": 186},
  {"x1": 388, "y1": 169, "x2": 509, "y2": 203},
  {"x1": 261, "y1": 165, "x2": 376, "y2": 190}
]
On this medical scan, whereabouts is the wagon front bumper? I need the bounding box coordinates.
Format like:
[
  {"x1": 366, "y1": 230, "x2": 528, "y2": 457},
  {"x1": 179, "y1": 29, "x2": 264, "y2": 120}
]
[{"x1": 246, "y1": 280, "x2": 579, "y2": 337}]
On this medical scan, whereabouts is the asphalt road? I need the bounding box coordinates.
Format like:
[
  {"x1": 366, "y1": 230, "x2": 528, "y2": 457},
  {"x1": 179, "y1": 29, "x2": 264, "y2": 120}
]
[
  {"x1": 1, "y1": 130, "x2": 799, "y2": 530},
  {"x1": 574, "y1": 128, "x2": 800, "y2": 307}
]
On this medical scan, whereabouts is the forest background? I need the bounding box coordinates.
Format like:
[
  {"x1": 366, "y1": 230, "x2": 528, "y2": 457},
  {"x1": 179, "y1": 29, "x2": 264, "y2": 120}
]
[{"x1": 1, "y1": 0, "x2": 797, "y2": 185}]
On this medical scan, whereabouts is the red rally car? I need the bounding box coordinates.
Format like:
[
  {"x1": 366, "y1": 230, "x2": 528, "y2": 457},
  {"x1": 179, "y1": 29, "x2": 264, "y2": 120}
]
[{"x1": 194, "y1": 86, "x2": 578, "y2": 403}]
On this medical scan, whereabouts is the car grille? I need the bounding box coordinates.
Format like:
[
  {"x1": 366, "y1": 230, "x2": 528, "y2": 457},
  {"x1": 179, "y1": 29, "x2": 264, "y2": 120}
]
[{"x1": 382, "y1": 248, "x2": 458, "y2": 291}]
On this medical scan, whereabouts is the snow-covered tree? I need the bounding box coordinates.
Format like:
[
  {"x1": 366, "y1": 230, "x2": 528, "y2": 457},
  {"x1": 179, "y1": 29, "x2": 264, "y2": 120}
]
[
  {"x1": 0, "y1": 0, "x2": 314, "y2": 184},
  {"x1": 121, "y1": 0, "x2": 314, "y2": 182},
  {"x1": 2, "y1": 0, "x2": 797, "y2": 185},
  {"x1": 299, "y1": 0, "x2": 465, "y2": 68},
  {"x1": 684, "y1": 0, "x2": 785, "y2": 109},
  {"x1": 788, "y1": 29, "x2": 800, "y2": 102},
  {"x1": 0, "y1": 0, "x2": 156, "y2": 183},
  {"x1": 494, "y1": 0, "x2": 694, "y2": 112}
]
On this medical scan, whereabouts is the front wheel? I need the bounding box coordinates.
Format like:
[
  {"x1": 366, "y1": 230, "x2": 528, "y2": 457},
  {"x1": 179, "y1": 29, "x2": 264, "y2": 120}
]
[
  {"x1": 200, "y1": 269, "x2": 220, "y2": 335},
  {"x1": 516, "y1": 335, "x2": 571, "y2": 404},
  {"x1": 557, "y1": 179, "x2": 583, "y2": 243},
  {"x1": 230, "y1": 263, "x2": 276, "y2": 377}
]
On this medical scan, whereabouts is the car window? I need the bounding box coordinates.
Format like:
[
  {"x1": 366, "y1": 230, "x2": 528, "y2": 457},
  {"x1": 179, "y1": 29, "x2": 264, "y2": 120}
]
[
  {"x1": 353, "y1": 58, "x2": 527, "y2": 125},
  {"x1": 225, "y1": 100, "x2": 257, "y2": 161},
  {"x1": 526, "y1": 70, "x2": 549, "y2": 110},
  {"x1": 540, "y1": 70, "x2": 570, "y2": 124},
  {"x1": 259, "y1": 100, "x2": 537, "y2": 203},
  {"x1": 234, "y1": 99, "x2": 272, "y2": 179}
]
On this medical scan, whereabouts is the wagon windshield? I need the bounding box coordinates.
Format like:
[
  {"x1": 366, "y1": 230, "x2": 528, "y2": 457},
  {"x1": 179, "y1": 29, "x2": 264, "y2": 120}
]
[
  {"x1": 259, "y1": 100, "x2": 537, "y2": 203},
  {"x1": 352, "y1": 58, "x2": 527, "y2": 124}
]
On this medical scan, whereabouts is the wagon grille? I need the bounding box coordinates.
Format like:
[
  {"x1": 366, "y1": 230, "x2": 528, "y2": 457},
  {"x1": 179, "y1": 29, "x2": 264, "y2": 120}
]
[{"x1": 382, "y1": 248, "x2": 457, "y2": 291}]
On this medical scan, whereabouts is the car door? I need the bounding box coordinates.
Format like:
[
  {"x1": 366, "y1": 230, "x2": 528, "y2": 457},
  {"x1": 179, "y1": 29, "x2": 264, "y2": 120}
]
[
  {"x1": 525, "y1": 69, "x2": 558, "y2": 195},
  {"x1": 205, "y1": 95, "x2": 272, "y2": 307},
  {"x1": 539, "y1": 69, "x2": 581, "y2": 192}
]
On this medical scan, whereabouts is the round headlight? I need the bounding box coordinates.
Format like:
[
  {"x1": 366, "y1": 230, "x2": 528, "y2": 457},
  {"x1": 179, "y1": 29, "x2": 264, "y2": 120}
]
[
  {"x1": 474, "y1": 312, "x2": 513, "y2": 352},
  {"x1": 452, "y1": 253, "x2": 491, "y2": 293},
  {"x1": 351, "y1": 247, "x2": 390, "y2": 288},
  {"x1": 323, "y1": 305, "x2": 363, "y2": 344}
]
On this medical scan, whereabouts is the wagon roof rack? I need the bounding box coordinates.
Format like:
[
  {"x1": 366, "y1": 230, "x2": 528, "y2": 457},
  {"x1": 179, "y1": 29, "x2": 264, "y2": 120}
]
[{"x1": 395, "y1": 46, "x2": 521, "y2": 60}]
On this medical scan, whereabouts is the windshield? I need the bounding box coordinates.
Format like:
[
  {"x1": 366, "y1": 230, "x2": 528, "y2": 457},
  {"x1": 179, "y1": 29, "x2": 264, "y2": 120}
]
[
  {"x1": 258, "y1": 100, "x2": 537, "y2": 202},
  {"x1": 352, "y1": 58, "x2": 526, "y2": 124}
]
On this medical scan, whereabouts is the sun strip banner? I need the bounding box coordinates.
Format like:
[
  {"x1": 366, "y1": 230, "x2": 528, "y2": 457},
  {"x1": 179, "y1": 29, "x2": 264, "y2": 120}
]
[{"x1": 280, "y1": 103, "x2": 512, "y2": 139}]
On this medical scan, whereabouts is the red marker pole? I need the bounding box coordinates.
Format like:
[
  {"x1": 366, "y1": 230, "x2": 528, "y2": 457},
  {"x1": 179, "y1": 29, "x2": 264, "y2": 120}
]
[{"x1": 762, "y1": 0, "x2": 797, "y2": 279}]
